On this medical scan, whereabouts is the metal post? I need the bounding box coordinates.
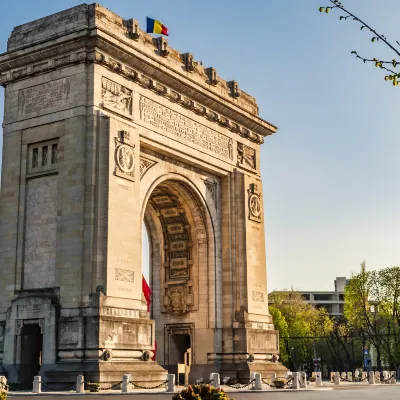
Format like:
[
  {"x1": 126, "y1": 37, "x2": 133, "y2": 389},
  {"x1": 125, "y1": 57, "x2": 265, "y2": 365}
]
[
  {"x1": 254, "y1": 373, "x2": 262, "y2": 390},
  {"x1": 76, "y1": 375, "x2": 84, "y2": 394},
  {"x1": 33, "y1": 376, "x2": 41, "y2": 393},
  {"x1": 211, "y1": 373, "x2": 220, "y2": 389},
  {"x1": 122, "y1": 374, "x2": 131, "y2": 393},
  {"x1": 368, "y1": 371, "x2": 375, "y2": 385},
  {"x1": 167, "y1": 374, "x2": 175, "y2": 392},
  {"x1": 315, "y1": 372, "x2": 322, "y2": 387}
]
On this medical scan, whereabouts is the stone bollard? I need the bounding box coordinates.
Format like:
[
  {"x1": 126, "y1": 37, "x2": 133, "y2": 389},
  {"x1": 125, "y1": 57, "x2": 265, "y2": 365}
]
[
  {"x1": 292, "y1": 372, "x2": 300, "y2": 389},
  {"x1": 76, "y1": 375, "x2": 84, "y2": 394},
  {"x1": 167, "y1": 374, "x2": 175, "y2": 392},
  {"x1": 300, "y1": 372, "x2": 307, "y2": 388},
  {"x1": 270, "y1": 372, "x2": 277, "y2": 385},
  {"x1": 0, "y1": 377, "x2": 7, "y2": 392},
  {"x1": 347, "y1": 372, "x2": 352, "y2": 382},
  {"x1": 254, "y1": 373, "x2": 262, "y2": 390},
  {"x1": 334, "y1": 372, "x2": 340, "y2": 385},
  {"x1": 390, "y1": 371, "x2": 396, "y2": 384},
  {"x1": 212, "y1": 373, "x2": 220, "y2": 390},
  {"x1": 33, "y1": 376, "x2": 41, "y2": 394},
  {"x1": 315, "y1": 372, "x2": 322, "y2": 387},
  {"x1": 354, "y1": 370, "x2": 360, "y2": 381},
  {"x1": 362, "y1": 371, "x2": 367, "y2": 381},
  {"x1": 368, "y1": 371, "x2": 375, "y2": 385},
  {"x1": 341, "y1": 372, "x2": 346, "y2": 381},
  {"x1": 383, "y1": 371, "x2": 389, "y2": 383},
  {"x1": 122, "y1": 374, "x2": 131, "y2": 393}
]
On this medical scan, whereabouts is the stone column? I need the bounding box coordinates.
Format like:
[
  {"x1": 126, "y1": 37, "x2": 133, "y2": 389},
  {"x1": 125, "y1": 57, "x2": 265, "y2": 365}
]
[
  {"x1": 300, "y1": 371, "x2": 307, "y2": 388},
  {"x1": 212, "y1": 373, "x2": 220, "y2": 389},
  {"x1": 122, "y1": 374, "x2": 131, "y2": 393},
  {"x1": 167, "y1": 374, "x2": 175, "y2": 392},
  {"x1": 76, "y1": 375, "x2": 84, "y2": 394},
  {"x1": 315, "y1": 372, "x2": 322, "y2": 387},
  {"x1": 292, "y1": 372, "x2": 299, "y2": 389},
  {"x1": 254, "y1": 373, "x2": 262, "y2": 390},
  {"x1": 368, "y1": 371, "x2": 375, "y2": 385},
  {"x1": 33, "y1": 376, "x2": 41, "y2": 393}
]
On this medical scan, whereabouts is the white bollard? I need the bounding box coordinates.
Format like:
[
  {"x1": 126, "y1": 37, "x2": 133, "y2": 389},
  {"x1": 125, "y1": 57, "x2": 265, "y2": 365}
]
[
  {"x1": 122, "y1": 374, "x2": 131, "y2": 393},
  {"x1": 362, "y1": 371, "x2": 367, "y2": 381},
  {"x1": 254, "y1": 373, "x2": 262, "y2": 390},
  {"x1": 391, "y1": 371, "x2": 396, "y2": 384},
  {"x1": 368, "y1": 371, "x2": 375, "y2": 385},
  {"x1": 270, "y1": 372, "x2": 277, "y2": 384},
  {"x1": 354, "y1": 370, "x2": 360, "y2": 381},
  {"x1": 383, "y1": 371, "x2": 389, "y2": 383},
  {"x1": 300, "y1": 372, "x2": 307, "y2": 388},
  {"x1": 167, "y1": 374, "x2": 175, "y2": 392},
  {"x1": 212, "y1": 373, "x2": 220, "y2": 389},
  {"x1": 341, "y1": 372, "x2": 346, "y2": 381},
  {"x1": 76, "y1": 375, "x2": 84, "y2": 394},
  {"x1": 0, "y1": 377, "x2": 7, "y2": 392},
  {"x1": 33, "y1": 376, "x2": 41, "y2": 394},
  {"x1": 315, "y1": 372, "x2": 322, "y2": 387},
  {"x1": 347, "y1": 372, "x2": 352, "y2": 382},
  {"x1": 292, "y1": 372, "x2": 300, "y2": 389},
  {"x1": 334, "y1": 372, "x2": 340, "y2": 385}
]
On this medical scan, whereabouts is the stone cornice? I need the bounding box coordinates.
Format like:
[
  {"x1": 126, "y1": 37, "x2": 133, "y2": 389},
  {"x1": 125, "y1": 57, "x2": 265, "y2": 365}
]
[{"x1": 0, "y1": 46, "x2": 267, "y2": 145}]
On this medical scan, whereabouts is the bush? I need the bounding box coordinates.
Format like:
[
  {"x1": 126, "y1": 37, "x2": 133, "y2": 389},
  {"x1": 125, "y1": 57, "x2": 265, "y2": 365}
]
[
  {"x1": 172, "y1": 384, "x2": 235, "y2": 400},
  {"x1": 0, "y1": 390, "x2": 7, "y2": 400},
  {"x1": 86, "y1": 382, "x2": 100, "y2": 392}
]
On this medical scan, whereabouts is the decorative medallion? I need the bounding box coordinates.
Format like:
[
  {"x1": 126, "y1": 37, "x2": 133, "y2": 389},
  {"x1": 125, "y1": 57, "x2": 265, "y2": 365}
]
[
  {"x1": 114, "y1": 134, "x2": 135, "y2": 181},
  {"x1": 248, "y1": 183, "x2": 262, "y2": 223},
  {"x1": 167, "y1": 286, "x2": 187, "y2": 315}
]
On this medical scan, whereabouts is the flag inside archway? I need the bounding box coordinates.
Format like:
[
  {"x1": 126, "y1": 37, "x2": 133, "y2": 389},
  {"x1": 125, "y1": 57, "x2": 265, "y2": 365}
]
[{"x1": 142, "y1": 274, "x2": 157, "y2": 360}]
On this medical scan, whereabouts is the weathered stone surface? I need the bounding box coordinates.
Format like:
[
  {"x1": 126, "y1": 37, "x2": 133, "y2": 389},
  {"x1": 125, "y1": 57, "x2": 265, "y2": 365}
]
[{"x1": 0, "y1": 3, "x2": 284, "y2": 384}]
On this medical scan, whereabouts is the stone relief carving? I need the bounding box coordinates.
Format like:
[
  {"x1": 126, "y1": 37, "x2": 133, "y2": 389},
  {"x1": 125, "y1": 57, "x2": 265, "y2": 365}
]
[
  {"x1": 139, "y1": 156, "x2": 157, "y2": 180},
  {"x1": 102, "y1": 77, "x2": 132, "y2": 115},
  {"x1": 115, "y1": 268, "x2": 134, "y2": 283},
  {"x1": 114, "y1": 136, "x2": 135, "y2": 181},
  {"x1": 139, "y1": 96, "x2": 233, "y2": 159},
  {"x1": 167, "y1": 286, "x2": 186, "y2": 315},
  {"x1": 252, "y1": 291, "x2": 265, "y2": 302},
  {"x1": 237, "y1": 143, "x2": 256, "y2": 170},
  {"x1": 248, "y1": 183, "x2": 262, "y2": 223},
  {"x1": 204, "y1": 180, "x2": 217, "y2": 208}
]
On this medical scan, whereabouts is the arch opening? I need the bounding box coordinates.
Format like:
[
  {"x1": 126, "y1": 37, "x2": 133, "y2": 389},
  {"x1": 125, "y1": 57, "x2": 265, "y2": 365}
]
[{"x1": 142, "y1": 178, "x2": 215, "y2": 373}]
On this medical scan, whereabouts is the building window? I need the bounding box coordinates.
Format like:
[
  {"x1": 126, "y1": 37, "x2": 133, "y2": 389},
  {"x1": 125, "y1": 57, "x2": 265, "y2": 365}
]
[
  {"x1": 339, "y1": 294, "x2": 344, "y2": 301},
  {"x1": 51, "y1": 144, "x2": 58, "y2": 164},
  {"x1": 302, "y1": 294, "x2": 310, "y2": 301},
  {"x1": 32, "y1": 148, "x2": 38, "y2": 168},
  {"x1": 42, "y1": 146, "x2": 48, "y2": 166},
  {"x1": 314, "y1": 294, "x2": 333, "y2": 301}
]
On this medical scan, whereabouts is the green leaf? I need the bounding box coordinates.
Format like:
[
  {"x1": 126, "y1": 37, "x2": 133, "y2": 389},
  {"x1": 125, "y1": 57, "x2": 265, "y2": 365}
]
[
  {"x1": 351, "y1": 51, "x2": 357, "y2": 54},
  {"x1": 319, "y1": 7, "x2": 325, "y2": 12},
  {"x1": 371, "y1": 37, "x2": 376, "y2": 42}
]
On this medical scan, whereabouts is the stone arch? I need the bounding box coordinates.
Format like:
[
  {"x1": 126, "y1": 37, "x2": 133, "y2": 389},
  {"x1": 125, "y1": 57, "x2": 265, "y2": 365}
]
[{"x1": 141, "y1": 171, "x2": 221, "y2": 371}]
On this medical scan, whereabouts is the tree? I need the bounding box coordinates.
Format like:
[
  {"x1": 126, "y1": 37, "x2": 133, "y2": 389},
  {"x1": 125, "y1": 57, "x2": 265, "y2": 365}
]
[
  {"x1": 269, "y1": 290, "x2": 333, "y2": 371},
  {"x1": 319, "y1": 0, "x2": 400, "y2": 85}
]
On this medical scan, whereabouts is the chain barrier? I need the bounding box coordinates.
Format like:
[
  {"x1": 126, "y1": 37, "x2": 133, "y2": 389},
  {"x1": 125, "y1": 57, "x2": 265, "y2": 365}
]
[
  {"x1": 130, "y1": 380, "x2": 167, "y2": 390},
  {"x1": 381, "y1": 375, "x2": 395, "y2": 383},
  {"x1": 7, "y1": 383, "x2": 32, "y2": 392},
  {"x1": 225, "y1": 378, "x2": 255, "y2": 389},
  {"x1": 41, "y1": 382, "x2": 77, "y2": 392},
  {"x1": 99, "y1": 381, "x2": 123, "y2": 391},
  {"x1": 284, "y1": 377, "x2": 294, "y2": 387}
]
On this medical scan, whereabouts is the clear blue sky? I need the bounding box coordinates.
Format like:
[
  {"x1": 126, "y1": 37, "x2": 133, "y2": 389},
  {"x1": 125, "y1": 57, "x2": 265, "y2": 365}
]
[{"x1": 1, "y1": 1, "x2": 400, "y2": 292}]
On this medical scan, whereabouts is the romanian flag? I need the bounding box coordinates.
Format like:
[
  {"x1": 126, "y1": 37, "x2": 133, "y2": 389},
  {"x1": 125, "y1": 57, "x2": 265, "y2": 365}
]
[
  {"x1": 142, "y1": 274, "x2": 152, "y2": 312},
  {"x1": 146, "y1": 17, "x2": 169, "y2": 36},
  {"x1": 142, "y1": 274, "x2": 157, "y2": 361}
]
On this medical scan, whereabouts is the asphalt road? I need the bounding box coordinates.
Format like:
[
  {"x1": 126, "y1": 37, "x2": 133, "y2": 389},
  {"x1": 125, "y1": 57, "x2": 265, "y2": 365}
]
[{"x1": 7, "y1": 385, "x2": 400, "y2": 400}]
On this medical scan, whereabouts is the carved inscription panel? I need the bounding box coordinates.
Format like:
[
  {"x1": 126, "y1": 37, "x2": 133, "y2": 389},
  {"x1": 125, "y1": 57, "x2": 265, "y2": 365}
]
[
  {"x1": 19, "y1": 78, "x2": 71, "y2": 116},
  {"x1": 139, "y1": 96, "x2": 233, "y2": 159}
]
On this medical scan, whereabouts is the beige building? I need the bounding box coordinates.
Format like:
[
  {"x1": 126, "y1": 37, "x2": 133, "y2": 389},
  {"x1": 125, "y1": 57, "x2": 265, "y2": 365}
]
[{"x1": 0, "y1": 4, "x2": 284, "y2": 386}]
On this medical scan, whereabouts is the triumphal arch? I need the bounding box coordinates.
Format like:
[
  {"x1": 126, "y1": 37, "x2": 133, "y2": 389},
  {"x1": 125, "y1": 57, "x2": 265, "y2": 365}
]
[{"x1": 0, "y1": 4, "x2": 284, "y2": 385}]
